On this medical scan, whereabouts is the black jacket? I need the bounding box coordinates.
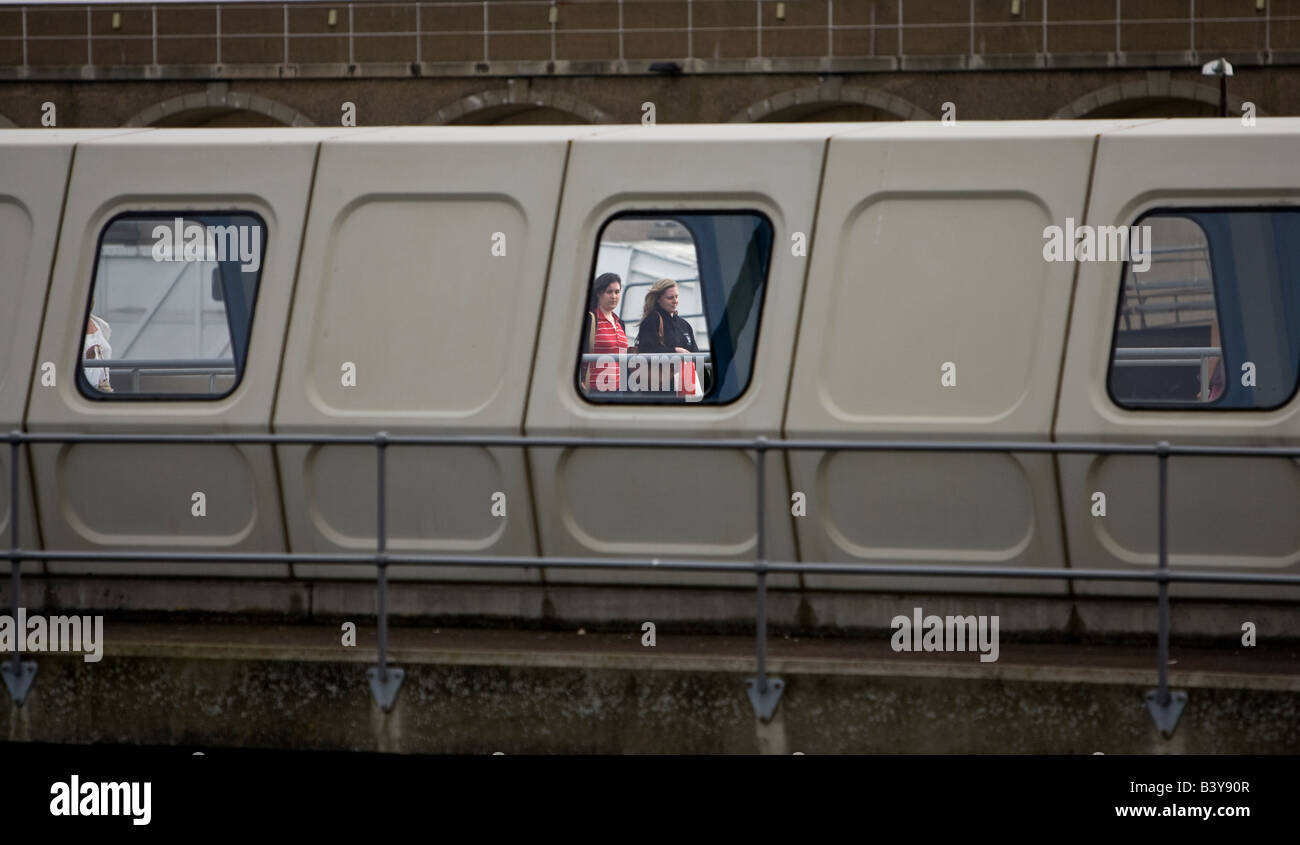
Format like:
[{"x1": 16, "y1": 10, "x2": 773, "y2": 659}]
[{"x1": 636, "y1": 306, "x2": 699, "y2": 354}]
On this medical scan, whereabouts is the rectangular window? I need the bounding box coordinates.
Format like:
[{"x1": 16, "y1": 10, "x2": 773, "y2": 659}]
[
  {"x1": 79, "y1": 213, "x2": 266, "y2": 400},
  {"x1": 577, "y1": 212, "x2": 773, "y2": 405},
  {"x1": 1108, "y1": 209, "x2": 1300, "y2": 410}
]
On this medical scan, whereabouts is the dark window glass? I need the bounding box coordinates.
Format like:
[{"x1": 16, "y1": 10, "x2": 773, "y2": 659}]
[
  {"x1": 1108, "y1": 210, "x2": 1300, "y2": 410},
  {"x1": 577, "y1": 212, "x2": 773, "y2": 405},
  {"x1": 79, "y1": 212, "x2": 266, "y2": 400}
]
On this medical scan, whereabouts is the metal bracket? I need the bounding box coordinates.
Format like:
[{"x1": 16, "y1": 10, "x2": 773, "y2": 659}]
[
  {"x1": 746, "y1": 677, "x2": 784, "y2": 722},
  {"x1": 2, "y1": 660, "x2": 37, "y2": 706},
  {"x1": 1144, "y1": 689, "x2": 1187, "y2": 738},
  {"x1": 367, "y1": 666, "x2": 405, "y2": 712}
]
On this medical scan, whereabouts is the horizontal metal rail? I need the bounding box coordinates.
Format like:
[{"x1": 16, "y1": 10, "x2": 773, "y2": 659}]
[
  {"x1": 15, "y1": 549, "x2": 1300, "y2": 586},
  {"x1": 80, "y1": 358, "x2": 235, "y2": 370},
  {"x1": 6, "y1": 427, "x2": 1296, "y2": 731},
  {"x1": 1112, "y1": 356, "x2": 1211, "y2": 366},
  {"x1": 1115, "y1": 347, "x2": 1220, "y2": 360},
  {"x1": 579, "y1": 353, "x2": 712, "y2": 362},
  {"x1": 80, "y1": 358, "x2": 235, "y2": 393},
  {"x1": 13, "y1": 430, "x2": 1300, "y2": 458},
  {"x1": 1122, "y1": 300, "x2": 1216, "y2": 316}
]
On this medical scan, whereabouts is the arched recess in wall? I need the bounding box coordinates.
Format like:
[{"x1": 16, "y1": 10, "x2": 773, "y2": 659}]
[
  {"x1": 123, "y1": 83, "x2": 316, "y2": 127},
  {"x1": 730, "y1": 81, "x2": 934, "y2": 122},
  {"x1": 1053, "y1": 76, "x2": 1258, "y2": 119},
  {"x1": 422, "y1": 87, "x2": 614, "y2": 125}
]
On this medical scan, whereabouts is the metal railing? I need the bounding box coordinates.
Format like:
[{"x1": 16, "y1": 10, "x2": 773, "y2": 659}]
[
  {"x1": 1122, "y1": 243, "x2": 1215, "y2": 332},
  {"x1": 7, "y1": 428, "x2": 1300, "y2": 734},
  {"x1": 0, "y1": 0, "x2": 1288, "y2": 76},
  {"x1": 81, "y1": 358, "x2": 236, "y2": 393},
  {"x1": 1114, "y1": 346, "x2": 1220, "y2": 364},
  {"x1": 1114, "y1": 346, "x2": 1221, "y2": 400}
]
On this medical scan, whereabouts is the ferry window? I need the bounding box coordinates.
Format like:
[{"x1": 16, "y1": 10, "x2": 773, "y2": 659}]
[
  {"x1": 577, "y1": 212, "x2": 773, "y2": 405},
  {"x1": 78, "y1": 213, "x2": 266, "y2": 400},
  {"x1": 1107, "y1": 210, "x2": 1300, "y2": 410}
]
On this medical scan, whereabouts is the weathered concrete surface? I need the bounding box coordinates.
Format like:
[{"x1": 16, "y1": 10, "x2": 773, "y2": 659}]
[
  {"x1": 12, "y1": 576, "x2": 1300, "y2": 643},
  {"x1": 3, "y1": 624, "x2": 1297, "y2": 754}
]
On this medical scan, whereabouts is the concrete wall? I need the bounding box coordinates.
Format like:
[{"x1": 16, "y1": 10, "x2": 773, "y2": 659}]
[{"x1": 5, "y1": 626, "x2": 1297, "y2": 753}]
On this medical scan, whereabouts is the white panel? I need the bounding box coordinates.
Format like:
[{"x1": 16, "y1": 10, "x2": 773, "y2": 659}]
[
  {"x1": 275, "y1": 126, "x2": 609, "y2": 581},
  {"x1": 0, "y1": 130, "x2": 143, "y2": 574},
  {"x1": 526, "y1": 124, "x2": 855, "y2": 587},
  {"x1": 1056, "y1": 118, "x2": 1300, "y2": 599},
  {"x1": 785, "y1": 121, "x2": 1125, "y2": 593},
  {"x1": 28, "y1": 128, "x2": 360, "y2": 577}
]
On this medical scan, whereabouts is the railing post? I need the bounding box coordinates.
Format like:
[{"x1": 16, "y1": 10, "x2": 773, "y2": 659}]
[
  {"x1": 828, "y1": 0, "x2": 834, "y2": 60},
  {"x1": 1145, "y1": 440, "x2": 1186, "y2": 736},
  {"x1": 898, "y1": 0, "x2": 904, "y2": 58},
  {"x1": 366, "y1": 431, "x2": 404, "y2": 711},
  {"x1": 746, "y1": 436, "x2": 783, "y2": 721},
  {"x1": 2, "y1": 432, "x2": 37, "y2": 706},
  {"x1": 687, "y1": 0, "x2": 692, "y2": 60},
  {"x1": 1115, "y1": 0, "x2": 1122, "y2": 55}
]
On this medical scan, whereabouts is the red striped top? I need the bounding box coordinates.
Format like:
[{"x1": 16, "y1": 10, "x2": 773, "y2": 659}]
[{"x1": 589, "y1": 310, "x2": 628, "y2": 391}]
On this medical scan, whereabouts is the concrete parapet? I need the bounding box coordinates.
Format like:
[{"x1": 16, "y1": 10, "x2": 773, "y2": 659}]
[
  {"x1": 2, "y1": 624, "x2": 1296, "y2": 753},
  {"x1": 6, "y1": 576, "x2": 1299, "y2": 645}
]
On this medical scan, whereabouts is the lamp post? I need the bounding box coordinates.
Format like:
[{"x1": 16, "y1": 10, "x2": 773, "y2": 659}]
[{"x1": 1201, "y1": 57, "x2": 1234, "y2": 117}]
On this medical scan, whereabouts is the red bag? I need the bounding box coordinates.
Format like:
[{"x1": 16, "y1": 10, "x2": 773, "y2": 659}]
[{"x1": 676, "y1": 359, "x2": 704, "y2": 402}]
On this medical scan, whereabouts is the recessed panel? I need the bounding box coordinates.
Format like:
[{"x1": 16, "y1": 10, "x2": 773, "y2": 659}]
[
  {"x1": 1091, "y1": 454, "x2": 1300, "y2": 563},
  {"x1": 819, "y1": 452, "x2": 1034, "y2": 554},
  {"x1": 55, "y1": 443, "x2": 258, "y2": 541},
  {"x1": 305, "y1": 198, "x2": 526, "y2": 417},
  {"x1": 821, "y1": 196, "x2": 1051, "y2": 423}
]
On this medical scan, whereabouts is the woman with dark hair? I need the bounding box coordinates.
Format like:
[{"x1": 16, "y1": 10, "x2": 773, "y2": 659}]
[{"x1": 582, "y1": 272, "x2": 628, "y2": 392}]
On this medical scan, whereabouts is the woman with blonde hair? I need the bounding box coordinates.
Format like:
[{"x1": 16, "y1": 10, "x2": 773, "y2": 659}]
[
  {"x1": 637, "y1": 278, "x2": 698, "y2": 355},
  {"x1": 635, "y1": 278, "x2": 702, "y2": 399}
]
